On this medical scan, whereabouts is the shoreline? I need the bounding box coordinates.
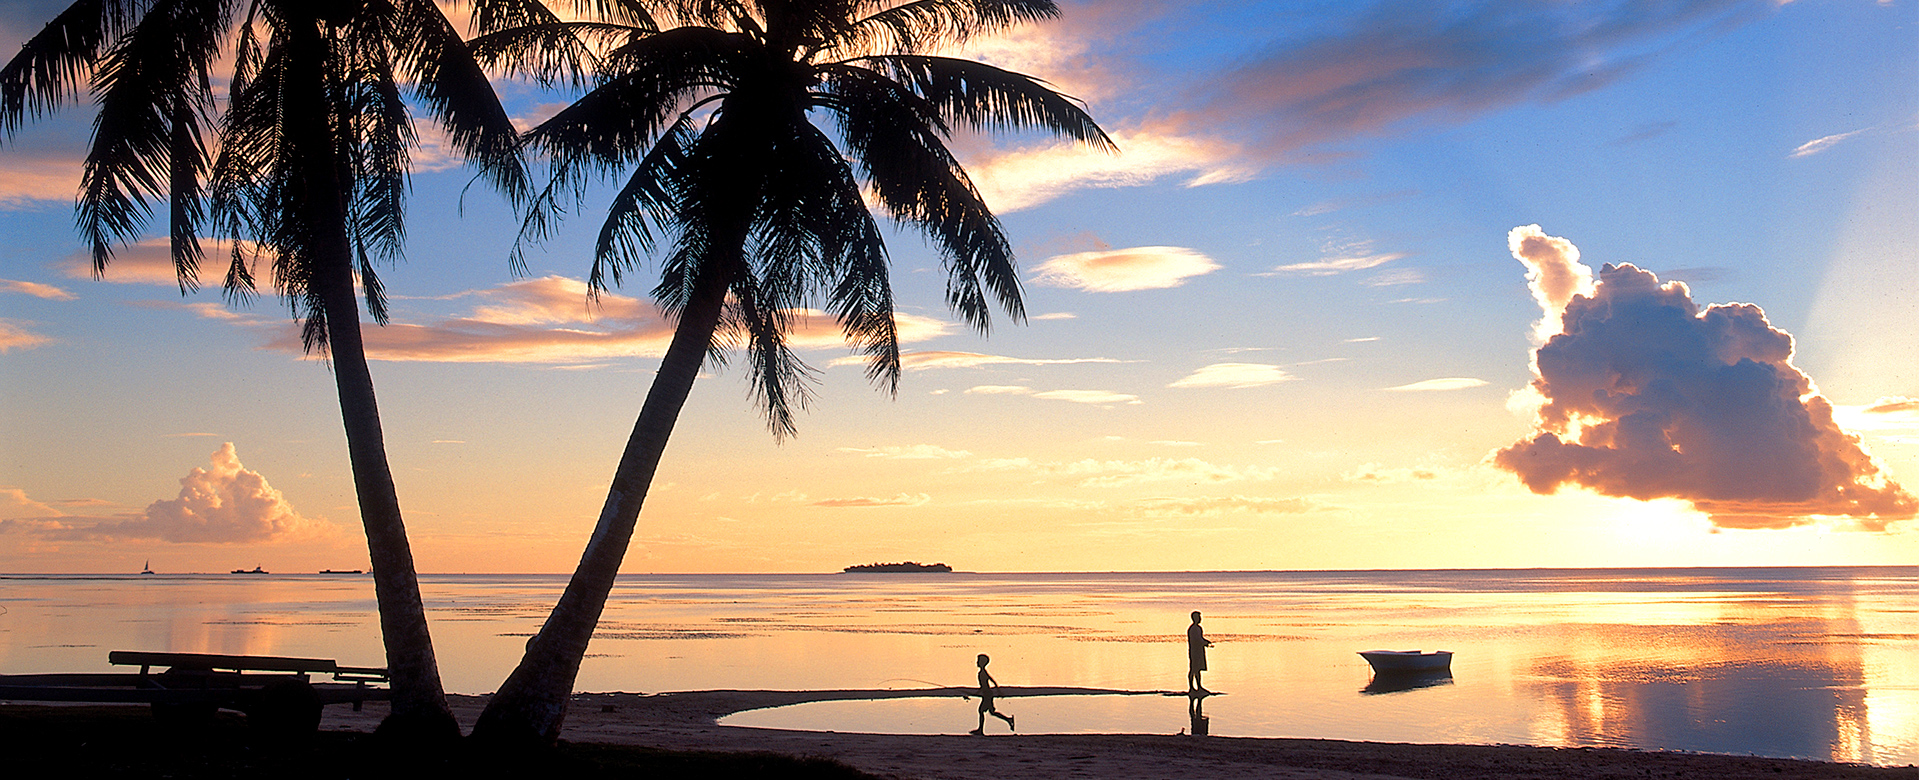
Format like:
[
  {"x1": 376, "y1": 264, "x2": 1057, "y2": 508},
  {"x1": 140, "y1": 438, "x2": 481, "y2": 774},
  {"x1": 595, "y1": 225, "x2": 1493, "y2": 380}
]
[{"x1": 316, "y1": 690, "x2": 1910, "y2": 779}]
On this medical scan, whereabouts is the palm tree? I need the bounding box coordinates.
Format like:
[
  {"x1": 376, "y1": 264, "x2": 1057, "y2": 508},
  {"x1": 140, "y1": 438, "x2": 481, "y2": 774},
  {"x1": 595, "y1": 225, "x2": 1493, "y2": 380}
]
[
  {"x1": 1, "y1": 0, "x2": 536, "y2": 739},
  {"x1": 470, "y1": 0, "x2": 1110, "y2": 745}
]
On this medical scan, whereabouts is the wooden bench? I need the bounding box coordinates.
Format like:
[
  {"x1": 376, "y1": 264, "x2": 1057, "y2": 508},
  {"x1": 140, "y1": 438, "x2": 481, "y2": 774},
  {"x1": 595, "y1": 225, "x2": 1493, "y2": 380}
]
[{"x1": 0, "y1": 651, "x2": 391, "y2": 735}]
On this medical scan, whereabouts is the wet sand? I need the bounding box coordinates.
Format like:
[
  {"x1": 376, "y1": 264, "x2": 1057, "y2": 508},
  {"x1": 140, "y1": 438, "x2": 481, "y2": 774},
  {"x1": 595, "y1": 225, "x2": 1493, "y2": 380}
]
[{"x1": 324, "y1": 689, "x2": 1910, "y2": 779}]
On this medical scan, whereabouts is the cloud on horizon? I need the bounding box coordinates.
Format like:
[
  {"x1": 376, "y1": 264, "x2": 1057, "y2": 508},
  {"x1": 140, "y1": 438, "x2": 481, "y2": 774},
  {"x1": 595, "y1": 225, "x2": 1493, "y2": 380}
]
[
  {"x1": 1493, "y1": 227, "x2": 1917, "y2": 531},
  {"x1": 0, "y1": 443, "x2": 332, "y2": 543}
]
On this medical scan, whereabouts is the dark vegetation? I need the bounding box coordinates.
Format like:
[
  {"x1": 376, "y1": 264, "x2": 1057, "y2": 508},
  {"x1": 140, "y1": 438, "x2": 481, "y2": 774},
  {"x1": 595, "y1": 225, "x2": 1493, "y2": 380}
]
[{"x1": 0, "y1": 705, "x2": 878, "y2": 779}]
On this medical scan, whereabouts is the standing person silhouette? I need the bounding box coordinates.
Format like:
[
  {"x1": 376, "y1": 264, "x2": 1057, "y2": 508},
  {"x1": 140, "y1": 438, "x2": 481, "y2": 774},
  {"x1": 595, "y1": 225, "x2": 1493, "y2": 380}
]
[
  {"x1": 969, "y1": 653, "x2": 1016, "y2": 735},
  {"x1": 1187, "y1": 611, "x2": 1214, "y2": 694}
]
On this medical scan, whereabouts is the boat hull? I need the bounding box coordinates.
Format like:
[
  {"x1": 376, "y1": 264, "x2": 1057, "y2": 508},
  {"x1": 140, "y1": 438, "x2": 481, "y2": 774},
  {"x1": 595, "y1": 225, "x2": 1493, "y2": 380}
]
[{"x1": 1359, "y1": 650, "x2": 1452, "y2": 672}]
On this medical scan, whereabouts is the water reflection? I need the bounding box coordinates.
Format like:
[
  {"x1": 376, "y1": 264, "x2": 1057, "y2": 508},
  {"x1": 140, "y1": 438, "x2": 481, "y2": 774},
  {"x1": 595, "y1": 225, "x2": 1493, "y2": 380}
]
[
  {"x1": 1361, "y1": 670, "x2": 1455, "y2": 695},
  {"x1": 1521, "y1": 617, "x2": 1884, "y2": 763},
  {"x1": 1, "y1": 569, "x2": 1912, "y2": 766},
  {"x1": 1188, "y1": 692, "x2": 1210, "y2": 736}
]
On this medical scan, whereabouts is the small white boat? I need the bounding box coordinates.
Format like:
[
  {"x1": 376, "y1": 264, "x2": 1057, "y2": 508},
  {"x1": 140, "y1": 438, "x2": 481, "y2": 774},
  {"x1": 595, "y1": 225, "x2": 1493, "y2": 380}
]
[{"x1": 1359, "y1": 650, "x2": 1453, "y2": 672}]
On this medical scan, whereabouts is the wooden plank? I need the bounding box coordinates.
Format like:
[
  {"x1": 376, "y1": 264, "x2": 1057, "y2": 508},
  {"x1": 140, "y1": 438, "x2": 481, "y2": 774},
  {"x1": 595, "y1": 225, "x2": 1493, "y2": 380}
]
[
  {"x1": 0, "y1": 673, "x2": 146, "y2": 687},
  {"x1": 107, "y1": 651, "x2": 338, "y2": 675},
  {"x1": 0, "y1": 682, "x2": 388, "y2": 706},
  {"x1": 0, "y1": 685, "x2": 241, "y2": 704}
]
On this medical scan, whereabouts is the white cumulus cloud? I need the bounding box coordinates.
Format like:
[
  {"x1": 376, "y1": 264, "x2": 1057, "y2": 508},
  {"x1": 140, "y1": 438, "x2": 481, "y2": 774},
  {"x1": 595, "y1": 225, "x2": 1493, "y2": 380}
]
[
  {"x1": 0, "y1": 444, "x2": 331, "y2": 543},
  {"x1": 1495, "y1": 229, "x2": 1916, "y2": 530}
]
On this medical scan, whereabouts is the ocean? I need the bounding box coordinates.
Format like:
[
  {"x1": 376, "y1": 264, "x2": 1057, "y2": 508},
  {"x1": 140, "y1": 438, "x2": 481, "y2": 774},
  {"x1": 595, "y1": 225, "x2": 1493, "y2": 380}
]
[{"x1": 0, "y1": 566, "x2": 1912, "y2": 766}]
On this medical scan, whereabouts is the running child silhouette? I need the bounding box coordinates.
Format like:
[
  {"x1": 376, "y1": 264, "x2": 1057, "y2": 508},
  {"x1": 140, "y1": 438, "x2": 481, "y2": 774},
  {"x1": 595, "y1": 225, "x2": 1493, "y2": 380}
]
[{"x1": 967, "y1": 653, "x2": 1016, "y2": 735}]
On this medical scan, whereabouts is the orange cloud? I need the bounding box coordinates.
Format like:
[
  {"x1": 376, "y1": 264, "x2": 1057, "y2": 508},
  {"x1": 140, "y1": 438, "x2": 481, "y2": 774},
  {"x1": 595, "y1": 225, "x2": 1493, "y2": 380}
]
[
  {"x1": 0, "y1": 320, "x2": 52, "y2": 352},
  {"x1": 1, "y1": 279, "x2": 74, "y2": 300},
  {"x1": 0, "y1": 149, "x2": 82, "y2": 206},
  {"x1": 56, "y1": 237, "x2": 275, "y2": 288}
]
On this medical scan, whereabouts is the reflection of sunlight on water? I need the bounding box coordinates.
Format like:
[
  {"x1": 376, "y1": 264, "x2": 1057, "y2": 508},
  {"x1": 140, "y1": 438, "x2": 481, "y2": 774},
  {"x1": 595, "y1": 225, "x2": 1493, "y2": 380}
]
[{"x1": 1, "y1": 569, "x2": 1913, "y2": 766}]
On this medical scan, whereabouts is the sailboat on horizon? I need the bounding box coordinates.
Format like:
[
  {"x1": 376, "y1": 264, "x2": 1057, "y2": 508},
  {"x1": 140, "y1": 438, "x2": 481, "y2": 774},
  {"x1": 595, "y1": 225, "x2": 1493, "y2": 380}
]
[{"x1": 139, "y1": 560, "x2": 154, "y2": 575}]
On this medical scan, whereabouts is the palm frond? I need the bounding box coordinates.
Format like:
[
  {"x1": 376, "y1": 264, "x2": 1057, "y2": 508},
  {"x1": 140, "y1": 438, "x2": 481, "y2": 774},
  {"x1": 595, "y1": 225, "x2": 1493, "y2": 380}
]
[
  {"x1": 830, "y1": 0, "x2": 1055, "y2": 55},
  {"x1": 345, "y1": 48, "x2": 413, "y2": 292},
  {"x1": 168, "y1": 95, "x2": 210, "y2": 293},
  {"x1": 526, "y1": 0, "x2": 657, "y2": 31},
  {"x1": 748, "y1": 113, "x2": 899, "y2": 393},
  {"x1": 466, "y1": 21, "x2": 637, "y2": 87},
  {"x1": 0, "y1": 0, "x2": 145, "y2": 139},
  {"x1": 860, "y1": 54, "x2": 1111, "y2": 148},
  {"x1": 820, "y1": 64, "x2": 1020, "y2": 331},
  {"x1": 77, "y1": 0, "x2": 229, "y2": 279},
  {"x1": 390, "y1": 0, "x2": 530, "y2": 202},
  {"x1": 529, "y1": 26, "x2": 747, "y2": 170},
  {"x1": 725, "y1": 265, "x2": 816, "y2": 439},
  {"x1": 590, "y1": 110, "x2": 699, "y2": 294}
]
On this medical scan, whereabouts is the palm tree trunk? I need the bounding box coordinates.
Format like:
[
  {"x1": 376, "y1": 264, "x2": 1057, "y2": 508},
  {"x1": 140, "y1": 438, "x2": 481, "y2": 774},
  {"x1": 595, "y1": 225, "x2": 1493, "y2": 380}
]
[
  {"x1": 288, "y1": 15, "x2": 457, "y2": 742},
  {"x1": 470, "y1": 260, "x2": 732, "y2": 747},
  {"x1": 314, "y1": 243, "x2": 458, "y2": 742}
]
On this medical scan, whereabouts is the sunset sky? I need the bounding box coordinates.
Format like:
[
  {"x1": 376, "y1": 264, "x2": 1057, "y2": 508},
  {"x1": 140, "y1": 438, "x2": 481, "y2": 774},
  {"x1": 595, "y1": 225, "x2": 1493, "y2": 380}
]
[{"x1": 0, "y1": 0, "x2": 1913, "y2": 574}]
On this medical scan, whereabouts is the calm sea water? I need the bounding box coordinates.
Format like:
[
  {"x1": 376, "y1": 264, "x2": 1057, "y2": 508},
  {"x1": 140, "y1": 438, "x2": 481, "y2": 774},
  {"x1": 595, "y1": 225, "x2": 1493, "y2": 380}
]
[{"x1": 0, "y1": 567, "x2": 1911, "y2": 766}]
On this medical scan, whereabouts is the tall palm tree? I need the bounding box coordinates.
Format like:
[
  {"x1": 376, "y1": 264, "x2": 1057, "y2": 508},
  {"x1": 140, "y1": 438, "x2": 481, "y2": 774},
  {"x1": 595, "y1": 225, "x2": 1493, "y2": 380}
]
[
  {"x1": 1, "y1": 0, "x2": 536, "y2": 739},
  {"x1": 470, "y1": 0, "x2": 1110, "y2": 745}
]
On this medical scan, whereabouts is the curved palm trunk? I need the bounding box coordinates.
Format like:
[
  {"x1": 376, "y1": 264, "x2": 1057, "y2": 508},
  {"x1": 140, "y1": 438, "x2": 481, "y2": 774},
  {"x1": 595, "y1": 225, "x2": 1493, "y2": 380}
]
[
  {"x1": 314, "y1": 245, "x2": 458, "y2": 742},
  {"x1": 471, "y1": 260, "x2": 732, "y2": 746},
  {"x1": 288, "y1": 17, "x2": 456, "y2": 742}
]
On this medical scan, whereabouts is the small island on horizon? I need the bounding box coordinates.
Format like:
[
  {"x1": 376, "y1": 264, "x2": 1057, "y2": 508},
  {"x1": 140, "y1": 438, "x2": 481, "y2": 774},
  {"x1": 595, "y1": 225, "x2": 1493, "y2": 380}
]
[{"x1": 842, "y1": 561, "x2": 953, "y2": 573}]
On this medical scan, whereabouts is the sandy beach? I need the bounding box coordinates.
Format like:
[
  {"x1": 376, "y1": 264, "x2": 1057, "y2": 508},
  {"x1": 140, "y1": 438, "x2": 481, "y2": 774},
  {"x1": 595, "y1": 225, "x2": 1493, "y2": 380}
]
[{"x1": 319, "y1": 689, "x2": 1909, "y2": 780}]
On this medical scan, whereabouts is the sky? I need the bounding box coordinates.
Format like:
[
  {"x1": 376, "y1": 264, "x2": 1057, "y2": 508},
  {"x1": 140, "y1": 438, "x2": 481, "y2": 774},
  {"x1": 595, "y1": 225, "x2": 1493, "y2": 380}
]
[{"x1": 0, "y1": 0, "x2": 1913, "y2": 574}]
